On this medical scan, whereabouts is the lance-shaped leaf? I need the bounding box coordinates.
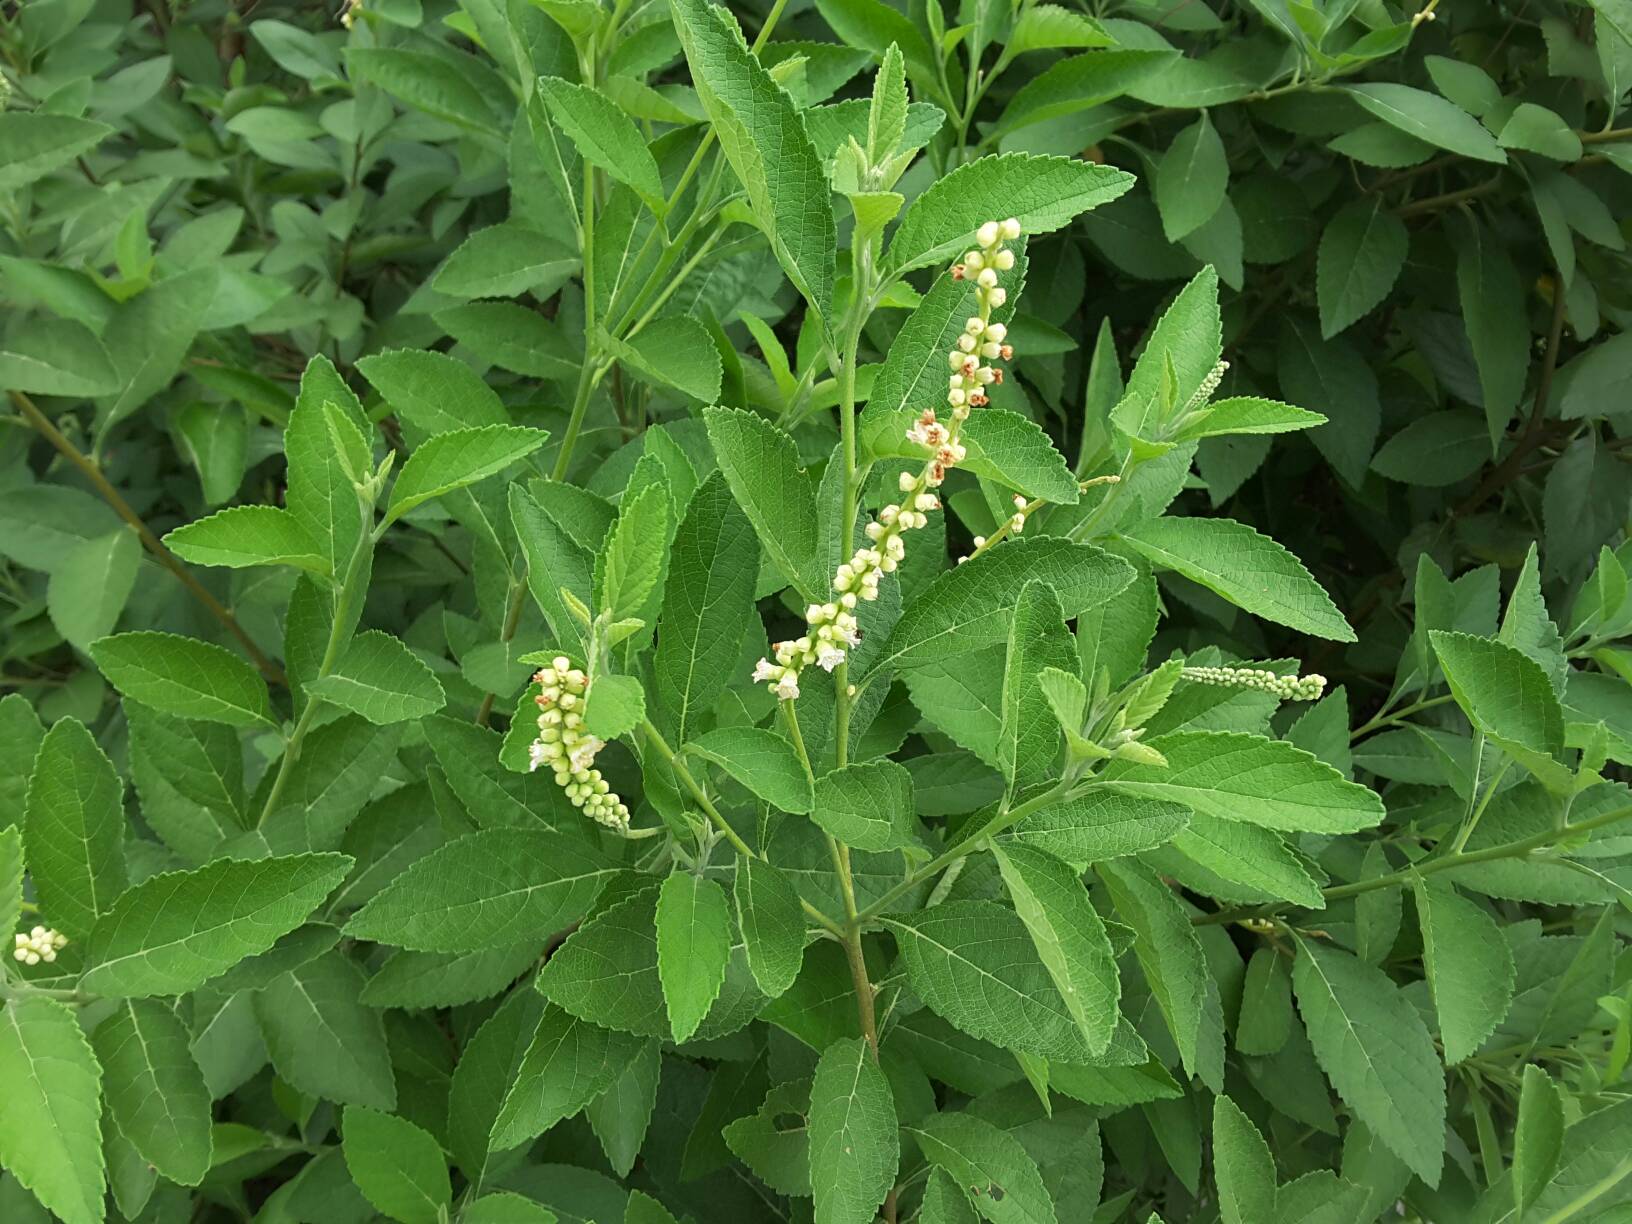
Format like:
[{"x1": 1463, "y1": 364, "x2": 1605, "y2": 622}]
[
  {"x1": 164, "y1": 505, "x2": 328, "y2": 573},
  {"x1": 343, "y1": 1107, "x2": 450, "y2": 1224},
  {"x1": 90, "y1": 631, "x2": 274, "y2": 727},
  {"x1": 92, "y1": 1000, "x2": 213, "y2": 1186},
  {"x1": 384, "y1": 424, "x2": 549, "y2": 525},
  {"x1": 1412, "y1": 879, "x2": 1515, "y2": 1064},
  {"x1": 0, "y1": 112, "x2": 115, "y2": 191},
  {"x1": 1155, "y1": 112, "x2": 1227, "y2": 242},
  {"x1": 24, "y1": 717, "x2": 127, "y2": 941},
  {"x1": 704, "y1": 406, "x2": 824, "y2": 597},
  {"x1": 490, "y1": 1005, "x2": 645, "y2": 1149},
  {"x1": 1317, "y1": 198, "x2": 1408, "y2": 338},
  {"x1": 734, "y1": 857, "x2": 806, "y2": 998},
  {"x1": 670, "y1": 0, "x2": 835, "y2": 323},
  {"x1": 1213, "y1": 1095, "x2": 1277, "y2": 1224},
  {"x1": 597, "y1": 483, "x2": 671, "y2": 622},
  {"x1": 1342, "y1": 83, "x2": 1506, "y2": 163},
  {"x1": 906, "y1": 1112, "x2": 1056, "y2": 1224},
  {"x1": 689, "y1": 726, "x2": 813, "y2": 813},
  {"x1": 999, "y1": 581, "x2": 1075, "y2": 788},
  {"x1": 1, "y1": 318, "x2": 119, "y2": 396},
  {"x1": 810, "y1": 1037, "x2": 899, "y2": 1224},
  {"x1": 1430, "y1": 630, "x2": 1566, "y2": 782},
  {"x1": 656, "y1": 872, "x2": 733, "y2": 1043},
  {"x1": 80, "y1": 853, "x2": 353, "y2": 997},
  {"x1": 254, "y1": 950, "x2": 396, "y2": 1110},
  {"x1": 539, "y1": 75, "x2": 666, "y2": 214},
  {"x1": 0, "y1": 997, "x2": 106, "y2": 1224},
  {"x1": 307, "y1": 630, "x2": 446, "y2": 724}
]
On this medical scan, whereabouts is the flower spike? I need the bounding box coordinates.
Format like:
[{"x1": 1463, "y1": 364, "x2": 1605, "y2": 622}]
[{"x1": 527, "y1": 657, "x2": 631, "y2": 830}]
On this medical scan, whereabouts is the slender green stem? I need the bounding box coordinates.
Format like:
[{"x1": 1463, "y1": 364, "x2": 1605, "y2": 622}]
[
  {"x1": 641, "y1": 719, "x2": 845, "y2": 937},
  {"x1": 781, "y1": 700, "x2": 814, "y2": 782},
  {"x1": 1195, "y1": 802, "x2": 1632, "y2": 926},
  {"x1": 476, "y1": 579, "x2": 528, "y2": 726},
  {"x1": 553, "y1": 158, "x2": 600, "y2": 482},
  {"x1": 1450, "y1": 755, "x2": 1511, "y2": 855},
  {"x1": 1349, "y1": 693, "x2": 1454, "y2": 741}
]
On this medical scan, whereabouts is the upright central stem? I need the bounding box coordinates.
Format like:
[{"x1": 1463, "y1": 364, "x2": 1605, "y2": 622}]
[{"x1": 832, "y1": 260, "x2": 869, "y2": 769}]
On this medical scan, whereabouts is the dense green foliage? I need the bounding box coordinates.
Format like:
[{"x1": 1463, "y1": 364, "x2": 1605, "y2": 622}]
[{"x1": 4, "y1": 0, "x2": 1632, "y2": 1220}]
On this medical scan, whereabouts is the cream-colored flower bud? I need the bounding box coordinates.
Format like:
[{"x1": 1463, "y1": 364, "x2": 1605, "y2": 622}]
[
  {"x1": 957, "y1": 333, "x2": 977, "y2": 353},
  {"x1": 977, "y1": 267, "x2": 998, "y2": 289},
  {"x1": 999, "y1": 217, "x2": 1021, "y2": 240},
  {"x1": 898, "y1": 470, "x2": 916, "y2": 492},
  {"x1": 993, "y1": 249, "x2": 1015, "y2": 271},
  {"x1": 948, "y1": 387, "x2": 966, "y2": 406},
  {"x1": 985, "y1": 322, "x2": 1007, "y2": 343},
  {"x1": 964, "y1": 250, "x2": 984, "y2": 271},
  {"x1": 977, "y1": 220, "x2": 1000, "y2": 247},
  {"x1": 987, "y1": 286, "x2": 1007, "y2": 307},
  {"x1": 965, "y1": 317, "x2": 984, "y2": 335}
]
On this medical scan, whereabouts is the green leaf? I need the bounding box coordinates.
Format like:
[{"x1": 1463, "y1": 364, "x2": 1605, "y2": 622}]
[
  {"x1": 466, "y1": 1194, "x2": 558, "y2": 1224},
  {"x1": 874, "y1": 538, "x2": 1134, "y2": 674},
  {"x1": 0, "y1": 317, "x2": 119, "y2": 396},
  {"x1": 885, "y1": 899, "x2": 1099, "y2": 1062},
  {"x1": 287, "y1": 355, "x2": 369, "y2": 576},
  {"x1": 24, "y1": 717, "x2": 127, "y2": 940},
  {"x1": 358, "y1": 941, "x2": 542, "y2": 1009},
  {"x1": 345, "y1": 828, "x2": 618, "y2": 952},
  {"x1": 491, "y1": 1005, "x2": 645, "y2": 1149},
  {"x1": 1007, "y1": 4, "x2": 1114, "y2": 52},
  {"x1": 871, "y1": 409, "x2": 1082, "y2": 507},
  {"x1": 385, "y1": 425, "x2": 549, "y2": 525},
  {"x1": 1155, "y1": 112, "x2": 1228, "y2": 242},
  {"x1": 1498, "y1": 103, "x2": 1582, "y2": 161},
  {"x1": 907, "y1": 1111, "x2": 1057, "y2": 1224},
  {"x1": 1171, "y1": 396, "x2": 1326, "y2": 441},
  {"x1": 97, "y1": 267, "x2": 217, "y2": 434},
  {"x1": 1213, "y1": 1095, "x2": 1277, "y2": 1224},
  {"x1": 1513, "y1": 1064, "x2": 1564, "y2": 1215},
  {"x1": 342, "y1": 1107, "x2": 450, "y2": 1224},
  {"x1": 307, "y1": 631, "x2": 446, "y2": 724},
  {"x1": 343, "y1": 47, "x2": 502, "y2": 134},
  {"x1": 1235, "y1": 947, "x2": 1293, "y2": 1055},
  {"x1": 1316, "y1": 198, "x2": 1408, "y2": 338},
  {"x1": 995, "y1": 51, "x2": 1174, "y2": 135},
  {"x1": 1412, "y1": 879, "x2": 1515, "y2": 1064},
  {"x1": 79, "y1": 853, "x2": 352, "y2": 997},
  {"x1": 511, "y1": 484, "x2": 594, "y2": 656},
  {"x1": 254, "y1": 950, "x2": 396, "y2": 1110},
  {"x1": 887, "y1": 153, "x2": 1133, "y2": 274},
  {"x1": 435, "y1": 302, "x2": 579, "y2": 378},
  {"x1": 92, "y1": 1000, "x2": 212, "y2": 1185},
  {"x1": 1003, "y1": 790, "x2": 1191, "y2": 865},
  {"x1": 689, "y1": 726, "x2": 814, "y2": 814},
  {"x1": 670, "y1": 0, "x2": 836, "y2": 322},
  {"x1": 448, "y1": 989, "x2": 545, "y2": 1180},
  {"x1": 0, "y1": 827, "x2": 20, "y2": 945},
  {"x1": 356, "y1": 349, "x2": 507, "y2": 436},
  {"x1": 598, "y1": 484, "x2": 671, "y2": 621},
  {"x1": 1120, "y1": 516, "x2": 1355, "y2": 642},
  {"x1": 812, "y1": 759, "x2": 915, "y2": 851},
  {"x1": 999, "y1": 581, "x2": 1076, "y2": 788},
  {"x1": 656, "y1": 872, "x2": 733, "y2": 1043},
  {"x1": 1342, "y1": 84, "x2": 1506, "y2": 164},
  {"x1": 1454, "y1": 220, "x2": 1530, "y2": 445},
  {"x1": 1370, "y1": 412, "x2": 1489, "y2": 487},
  {"x1": 1430, "y1": 630, "x2": 1566, "y2": 766},
  {"x1": 992, "y1": 843, "x2": 1119, "y2": 1057},
  {"x1": 0, "y1": 997, "x2": 105, "y2": 1224},
  {"x1": 0, "y1": 113, "x2": 113, "y2": 191},
  {"x1": 586, "y1": 1038, "x2": 661, "y2": 1176},
  {"x1": 1110, "y1": 267, "x2": 1221, "y2": 440},
  {"x1": 45, "y1": 528, "x2": 138, "y2": 652},
  {"x1": 653, "y1": 473, "x2": 760, "y2": 741},
  {"x1": 164, "y1": 505, "x2": 328, "y2": 573},
  {"x1": 703, "y1": 407, "x2": 823, "y2": 598},
  {"x1": 810, "y1": 1037, "x2": 899, "y2": 1224},
  {"x1": 1170, "y1": 814, "x2": 1325, "y2": 907},
  {"x1": 433, "y1": 222, "x2": 580, "y2": 300},
  {"x1": 1096, "y1": 859, "x2": 1215, "y2": 1083},
  {"x1": 1291, "y1": 938, "x2": 1447, "y2": 1186},
  {"x1": 1095, "y1": 730, "x2": 1384, "y2": 833},
  {"x1": 90, "y1": 631, "x2": 274, "y2": 727},
  {"x1": 734, "y1": 857, "x2": 806, "y2": 998},
  {"x1": 603, "y1": 316, "x2": 724, "y2": 403},
  {"x1": 583, "y1": 673, "x2": 647, "y2": 740},
  {"x1": 539, "y1": 75, "x2": 666, "y2": 213}
]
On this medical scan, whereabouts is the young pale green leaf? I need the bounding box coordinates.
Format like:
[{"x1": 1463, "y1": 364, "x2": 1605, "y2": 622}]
[
  {"x1": 490, "y1": 1005, "x2": 645, "y2": 1149},
  {"x1": 1110, "y1": 266, "x2": 1221, "y2": 440},
  {"x1": 656, "y1": 871, "x2": 733, "y2": 1044},
  {"x1": 874, "y1": 538, "x2": 1134, "y2": 674},
  {"x1": 1008, "y1": 4, "x2": 1113, "y2": 52},
  {"x1": 670, "y1": 0, "x2": 836, "y2": 322},
  {"x1": 734, "y1": 857, "x2": 806, "y2": 998},
  {"x1": 90, "y1": 631, "x2": 274, "y2": 727},
  {"x1": 80, "y1": 852, "x2": 352, "y2": 997},
  {"x1": 887, "y1": 152, "x2": 1133, "y2": 274},
  {"x1": 584, "y1": 673, "x2": 646, "y2": 740},
  {"x1": 539, "y1": 75, "x2": 666, "y2": 213},
  {"x1": 812, "y1": 759, "x2": 915, "y2": 851},
  {"x1": 1342, "y1": 83, "x2": 1506, "y2": 163},
  {"x1": 1095, "y1": 730, "x2": 1384, "y2": 833},
  {"x1": 866, "y1": 44, "x2": 907, "y2": 162},
  {"x1": 1096, "y1": 859, "x2": 1214, "y2": 1083},
  {"x1": 254, "y1": 950, "x2": 396, "y2": 1110},
  {"x1": 24, "y1": 717, "x2": 126, "y2": 941},
  {"x1": 164, "y1": 505, "x2": 328, "y2": 573},
  {"x1": 885, "y1": 899, "x2": 1098, "y2": 1062},
  {"x1": 345, "y1": 828, "x2": 618, "y2": 952},
  {"x1": 433, "y1": 222, "x2": 580, "y2": 300},
  {"x1": 511, "y1": 484, "x2": 594, "y2": 655},
  {"x1": 1316, "y1": 198, "x2": 1408, "y2": 338},
  {"x1": 92, "y1": 1000, "x2": 213, "y2": 1186},
  {"x1": 810, "y1": 1037, "x2": 899, "y2": 1224},
  {"x1": 1413, "y1": 879, "x2": 1515, "y2": 1064},
  {"x1": 598, "y1": 484, "x2": 671, "y2": 622},
  {"x1": 307, "y1": 630, "x2": 446, "y2": 724},
  {"x1": 1291, "y1": 938, "x2": 1447, "y2": 1186},
  {"x1": 1430, "y1": 630, "x2": 1566, "y2": 763},
  {"x1": 1000, "y1": 581, "x2": 1076, "y2": 787},
  {"x1": 907, "y1": 1111, "x2": 1057, "y2": 1224},
  {"x1": 0, "y1": 997, "x2": 106, "y2": 1224},
  {"x1": 384, "y1": 424, "x2": 549, "y2": 525},
  {"x1": 1121, "y1": 516, "x2": 1355, "y2": 642},
  {"x1": 1513, "y1": 1064, "x2": 1564, "y2": 1215},
  {"x1": 1213, "y1": 1095, "x2": 1277, "y2": 1224},
  {"x1": 602, "y1": 316, "x2": 724, "y2": 404},
  {"x1": 47, "y1": 527, "x2": 140, "y2": 651},
  {"x1": 1171, "y1": 396, "x2": 1326, "y2": 441},
  {"x1": 992, "y1": 842, "x2": 1119, "y2": 1057},
  {"x1": 342, "y1": 1107, "x2": 450, "y2": 1224},
  {"x1": 689, "y1": 726, "x2": 814, "y2": 814},
  {"x1": 1155, "y1": 112, "x2": 1227, "y2": 242},
  {"x1": 356, "y1": 348, "x2": 507, "y2": 436},
  {"x1": 703, "y1": 407, "x2": 823, "y2": 598},
  {"x1": 286, "y1": 355, "x2": 369, "y2": 576}
]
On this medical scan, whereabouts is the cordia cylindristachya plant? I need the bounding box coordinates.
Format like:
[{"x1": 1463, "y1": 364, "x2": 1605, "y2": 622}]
[{"x1": 5, "y1": 0, "x2": 1632, "y2": 1221}]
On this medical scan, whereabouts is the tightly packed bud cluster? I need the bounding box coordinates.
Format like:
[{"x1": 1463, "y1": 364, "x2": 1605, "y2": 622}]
[
  {"x1": 527, "y1": 657, "x2": 631, "y2": 830},
  {"x1": 1181, "y1": 665, "x2": 1327, "y2": 702},
  {"x1": 13, "y1": 926, "x2": 67, "y2": 966},
  {"x1": 754, "y1": 219, "x2": 1023, "y2": 700}
]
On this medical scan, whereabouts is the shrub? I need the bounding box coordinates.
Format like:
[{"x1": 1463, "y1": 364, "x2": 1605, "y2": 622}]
[{"x1": 2, "y1": 0, "x2": 1631, "y2": 1220}]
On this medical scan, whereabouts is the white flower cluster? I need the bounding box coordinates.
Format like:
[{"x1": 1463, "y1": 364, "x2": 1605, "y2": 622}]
[
  {"x1": 527, "y1": 658, "x2": 631, "y2": 830},
  {"x1": 13, "y1": 926, "x2": 67, "y2": 966},
  {"x1": 1181, "y1": 665, "x2": 1327, "y2": 702},
  {"x1": 753, "y1": 219, "x2": 1023, "y2": 701}
]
